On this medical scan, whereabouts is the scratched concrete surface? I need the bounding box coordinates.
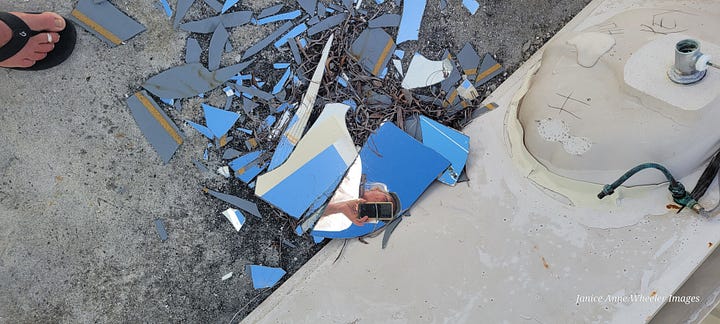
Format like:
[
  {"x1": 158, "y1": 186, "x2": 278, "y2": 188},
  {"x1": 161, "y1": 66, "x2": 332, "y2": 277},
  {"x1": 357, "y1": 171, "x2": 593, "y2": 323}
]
[{"x1": 0, "y1": 0, "x2": 590, "y2": 322}]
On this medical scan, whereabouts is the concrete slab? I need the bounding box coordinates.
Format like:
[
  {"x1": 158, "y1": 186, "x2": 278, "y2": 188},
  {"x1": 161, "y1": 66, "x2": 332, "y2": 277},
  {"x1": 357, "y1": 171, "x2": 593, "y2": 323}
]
[{"x1": 244, "y1": 0, "x2": 720, "y2": 323}]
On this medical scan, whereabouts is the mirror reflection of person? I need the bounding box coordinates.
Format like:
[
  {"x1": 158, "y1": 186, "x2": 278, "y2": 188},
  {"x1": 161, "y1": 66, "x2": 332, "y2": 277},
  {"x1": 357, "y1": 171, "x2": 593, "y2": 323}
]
[{"x1": 320, "y1": 158, "x2": 400, "y2": 227}]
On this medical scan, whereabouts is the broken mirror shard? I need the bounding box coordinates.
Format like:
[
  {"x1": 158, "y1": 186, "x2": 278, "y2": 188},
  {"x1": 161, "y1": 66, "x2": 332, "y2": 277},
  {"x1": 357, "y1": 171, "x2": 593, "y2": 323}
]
[
  {"x1": 70, "y1": 0, "x2": 146, "y2": 47},
  {"x1": 159, "y1": 0, "x2": 172, "y2": 17},
  {"x1": 179, "y1": 11, "x2": 252, "y2": 33},
  {"x1": 174, "y1": 0, "x2": 194, "y2": 28},
  {"x1": 274, "y1": 23, "x2": 308, "y2": 48},
  {"x1": 368, "y1": 13, "x2": 401, "y2": 28},
  {"x1": 350, "y1": 28, "x2": 395, "y2": 77},
  {"x1": 223, "y1": 148, "x2": 242, "y2": 159},
  {"x1": 204, "y1": 0, "x2": 223, "y2": 12},
  {"x1": 258, "y1": 4, "x2": 284, "y2": 19},
  {"x1": 256, "y1": 103, "x2": 357, "y2": 219},
  {"x1": 154, "y1": 219, "x2": 168, "y2": 241},
  {"x1": 419, "y1": 116, "x2": 470, "y2": 186},
  {"x1": 186, "y1": 120, "x2": 214, "y2": 139},
  {"x1": 185, "y1": 37, "x2": 202, "y2": 64},
  {"x1": 268, "y1": 35, "x2": 334, "y2": 169},
  {"x1": 457, "y1": 42, "x2": 481, "y2": 78},
  {"x1": 222, "y1": 208, "x2": 246, "y2": 231},
  {"x1": 463, "y1": 0, "x2": 480, "y2": 15},
  {"x1": 311, "y1": 122, "x2": 450, "y2": 239},
  {"x1": 475, "y1": 53, "x2": 504, "y2": 86},
  {"x1": 401, "y1": 53, "x2": 453, "y2": 89},
  {"x1": 209, "y1": 24, "x2": 230, "y2": 71},
  {"x1": 204, "y1": 188, "x2": 262, "y2": 218},
  {"x1": 221, "y1": 272, "x2": 233, "y2": 281},
  {"x1": 396, "y1": 0, "x2": 426, "y2": 44},
  {"x1": 127, "y1": 91, "x2": 184, "y2": 164},
  {"x1": 255, "y1": 10, "x2": 301, "y2": 25},
  {"x1": 203, "y1": 103, "x2": 240, "y2": 138},
  {"x1": 143, "y1": 61, "x2": 252, "y2": 99},
  {"x1": 297, "y1": 0, "x2": 317, "y2": 15},
  {"x1": 306, "y1": 13, "x2": 347, "y2": 36},
  {"x1": 242, "y1": 21, "x2": 294, "y2": 60},
  {"x1": 247, "y1": 265, "x2": 286, "y2": 289},
  {"x1": 221, "y1": 0, "x2": 239, "y2": 13}
]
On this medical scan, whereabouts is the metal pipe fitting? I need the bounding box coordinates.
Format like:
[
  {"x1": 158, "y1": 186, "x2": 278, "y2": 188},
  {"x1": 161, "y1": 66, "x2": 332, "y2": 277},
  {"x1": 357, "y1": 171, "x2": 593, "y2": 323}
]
[{"x1": 668, "y1": 39, "x2": 711, "y2": 84}]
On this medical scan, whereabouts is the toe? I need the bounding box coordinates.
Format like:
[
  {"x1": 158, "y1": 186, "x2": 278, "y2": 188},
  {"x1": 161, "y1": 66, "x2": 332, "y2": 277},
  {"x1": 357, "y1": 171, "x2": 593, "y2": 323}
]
[
  {"x1": 35, "y1": 43, "x2": 55, "y2": 53},
  {"x1": 11, "y1": 12, "x2": 66, "y2": 33}
]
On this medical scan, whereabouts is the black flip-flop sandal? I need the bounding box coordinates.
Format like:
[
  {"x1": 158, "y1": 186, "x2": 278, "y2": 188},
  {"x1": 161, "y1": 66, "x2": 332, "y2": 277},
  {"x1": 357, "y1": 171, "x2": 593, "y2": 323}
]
[{"x1": 0, "y1": 12, "x2": 77, "y2": 71}]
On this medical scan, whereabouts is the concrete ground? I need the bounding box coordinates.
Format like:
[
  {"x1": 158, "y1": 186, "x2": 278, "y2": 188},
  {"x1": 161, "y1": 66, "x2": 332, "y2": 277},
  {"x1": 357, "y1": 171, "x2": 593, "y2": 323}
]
[{"x1": 0, "y1": 0, "x2": 590, "y2": 322}]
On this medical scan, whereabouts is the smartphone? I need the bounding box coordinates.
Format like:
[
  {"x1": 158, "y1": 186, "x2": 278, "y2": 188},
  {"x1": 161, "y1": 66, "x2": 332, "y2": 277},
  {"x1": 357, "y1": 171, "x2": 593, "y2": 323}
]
[{"x1": 358, "y1": 202, "x2": 394, "y2": 221}]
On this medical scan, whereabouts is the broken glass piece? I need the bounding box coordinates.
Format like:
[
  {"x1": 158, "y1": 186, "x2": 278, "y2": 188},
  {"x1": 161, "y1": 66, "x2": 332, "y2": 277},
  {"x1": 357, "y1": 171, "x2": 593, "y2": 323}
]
[
  {"x1": 401, "y1": 53, "x2": 453, "y2": 89},
  {"x1": 193, "y1": 159, "x2": 211, "y2": 173},
  {"x1": 270, "y1": 110, "x2": 291, "y2": 139},
  {"x1": 394, "y1": 49, "x2": 404, "y2": 59},
  {"x1": 475, "y1": 53, "x2": 504, "y2": 86},
  {"x1": 234, "y1": 85, "x2": 274, "y2": 101},
  {"x1": 313, "y1": 235, "x2": 324, "y2": 243},
  {"x1": 282, "y1": 239, "x2": 297, "y2": 248},
  {"x1": 297, "y1": 0, "x2": 317, "y2": 15},
  {"x1": 143, "y1": 61, "x2": 253, "y2": 99},
  {"x1": 350, "y1": 28, "x2": 395, "y2": 77},
  {"x1": 256, "y1": 10, "x2": 301, "y2": 25},
  {"x1": 185, "y1": 37, "x2": 202, "y2": 64},
  {"x1": 439, "y1": 0, "x2": 447, "y2": 10},
  {"x1": 463, "y1": 0, "x2": 480, "y2": 15},
  {"x1": 203, "y1": 103, "x2": 240, "y2": 138},
  {"x1": 242, "y1": 21, "x2": 293, "y2": 60},
  {"x1": 244, "y1": 138, "x2": 258, "y2": 150},
  {"x1": 311, "y1": 122, "x2": 449, "y2": 239},
  {"x1": 256, "y1": 103, "x2": 357, "y2": 219},
  {"x1": 457, "y1": 166, "x2": 469, "y2": 183},
  {"x1": 440, "y1": 62, "x2": 461, "y2": 93},
  {"x1": 267, "y1": 114, "x2": 298, "y2": 171},
  {"x1": 258, "y1": 4, "x2": 284, "y2": 18},
  {"x1": 316, "y1": 2, "x2": 326, "y2": 18},
  {"x1": 247, "y1": 265, "x2": 286, "y2": 289},
  {"x1": 392, "y1": 59, "x2": 403, "y2": 77},
  {"x1": 396, "y1": 0, "x2": 426, "y2": 44},
  {"x1": 159, "y1": 98, "x2": 174, "y2": 106},
  {"x1": 458, "y1": 42, "x2": 481, "y2": 78},
  {"x1": 217, "y1": 166, "x2": 231, "y2": 178},
  {"x1": 179, "y1": 11, "x2": 252, "y2": 33},
  {"x1": 307, "y1": 15, "x2": 320, "y2": 25},
  {"x1": 273, "y1": 62, "x2": 291, "y2": 69},
  {"x1": 341, "y1": 99, "x2": 357, "y2": 111},
  {"x1": 242, "y1": 97, "x2": 258, "y2": 114},
  {"x1": 209, "y1": 24, "x2": 230, "y2": 71},
  {"x1": 154, "y1": 219, "x2": 168, "y2": 241},
  {"x1": 368, "y1": 13, "x2": 401, "y2": 28},
  {"x1": 204, "y1": 0, "x2": 223, "y2": 12},
  {"x1": 174, "y1": 0, "x2": 194, "y2": 28},
  {"x1": 419, "y1": 115, "x2": 469, "y2": 185},
  {"x1": 225, "y1": 39, "x2": 233, "y2": 52},
  {"x1": 186, "y1": 120, "x2": 214, "y2": 139},
  {"x1": 288, "y1": 38, "x2": 302, "y2": 64},
  {"x1": 237, "y1": 161, "x2": 268, "y2": 183},
  {"x1": 127, "y1": 91, "x2": 184, "y2": 164},
  {"x1": 70, "y1": 0, "x2": 146, "y2": 47},
  {"x1": 298, "y1": 38, "x2": 307, "y2": 48},
  {"x1": 159, "y1": 0, "x2": 172, "y2": 17},
  {"x1": 403, "y1": 114, "x2": 422, "y2": 141},
  {"x1": 221, "y1": 272, "x2": 233, "y2": 281},
  {"x1": 274, "y1": 23, "x2": 307, "y2": 48},
  {"x1": 221, "y1": 0, "x2": 239, "y2": 13},
  {"x1": 381, "y1": 213, "x2": 403, "y2": 249},
  {"x1": 260, "y1": 115, "x2": 277, "y2": 132},
  {"x1": 306, "y1": 13, "x2": 347, "y2": 36},
  {"x1": 204, "y1": 188, "x2": 261, "y2": 218},
  {"x1": 223, "y1": 86, "x2": 235, "y2": 96},
  {"x1": 457, "y1": 79, "x2": 479, "y2": 101},
  {"x1": 229, "y1": 150, "x2": 264, "y2": 171},
  {"x1": 336, "y1": 75, "x2": 348, "y2": 87},
  {"x1": 222, "y1": 208, "x2": 246, "y2": 231},
  {"x1": 273, "y1": 35, "x2": 334, "y2": 169},
  {"x1": 222, "y1": 148, "x2": 242, "y2": 160}
]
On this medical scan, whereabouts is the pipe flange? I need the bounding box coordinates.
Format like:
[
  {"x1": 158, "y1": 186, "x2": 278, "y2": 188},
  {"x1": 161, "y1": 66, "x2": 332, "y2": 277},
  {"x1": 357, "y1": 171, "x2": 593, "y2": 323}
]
[{"x1": 668, "y1": 68, "x2": 707, "y2": 84}]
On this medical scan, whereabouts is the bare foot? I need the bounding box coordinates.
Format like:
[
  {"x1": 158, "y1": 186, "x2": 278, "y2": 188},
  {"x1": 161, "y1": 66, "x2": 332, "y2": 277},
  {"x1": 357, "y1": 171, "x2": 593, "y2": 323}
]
[{"x1": 0, "y1": 12, "x2": 65, "y2": 68}]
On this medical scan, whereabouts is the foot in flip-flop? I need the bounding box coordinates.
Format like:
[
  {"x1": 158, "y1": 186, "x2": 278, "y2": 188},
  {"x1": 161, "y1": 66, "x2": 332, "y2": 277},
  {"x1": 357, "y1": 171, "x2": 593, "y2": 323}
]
[{"x1": 0, "y1": 12, "x2": 77, "y2": 70}]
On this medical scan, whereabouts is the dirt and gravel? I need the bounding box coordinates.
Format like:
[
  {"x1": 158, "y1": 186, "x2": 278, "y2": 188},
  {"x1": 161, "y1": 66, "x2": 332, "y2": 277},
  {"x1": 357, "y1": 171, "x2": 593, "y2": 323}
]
[{"x1": 0, "y1": 0, "x2": 590, "y2": 322}]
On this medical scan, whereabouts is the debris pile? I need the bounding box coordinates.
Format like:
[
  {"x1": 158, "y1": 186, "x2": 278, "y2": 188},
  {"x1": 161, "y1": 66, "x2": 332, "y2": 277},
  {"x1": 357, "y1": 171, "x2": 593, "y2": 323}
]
[{"x1": 71, "y1": 0, "x2": 503, "y2": 289}]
